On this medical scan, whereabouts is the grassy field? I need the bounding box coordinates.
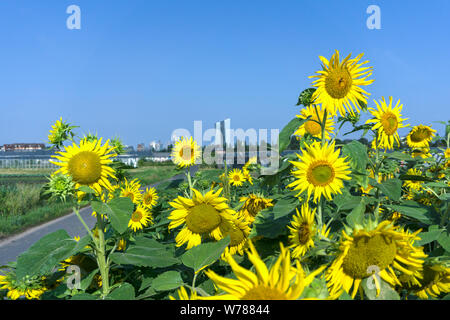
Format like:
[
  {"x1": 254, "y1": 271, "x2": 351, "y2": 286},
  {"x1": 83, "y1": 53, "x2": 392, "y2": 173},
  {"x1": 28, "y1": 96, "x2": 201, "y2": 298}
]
[{"x1": 125, "y1": 165, "x2": 181, "y2": 186}]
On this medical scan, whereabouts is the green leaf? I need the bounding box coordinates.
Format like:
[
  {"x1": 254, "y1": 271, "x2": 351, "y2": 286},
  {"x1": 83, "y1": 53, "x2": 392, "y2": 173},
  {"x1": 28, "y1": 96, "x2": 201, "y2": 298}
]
[
  {"x1": 181, "y1": 237, "x2": 230, "y2": 273},
  {"x1": 399, "y1": 174, "x2": 434, "y2": 182},
  {"x1": 151, "y1": 271, "x2": 184, "y2": 291},
  {"x1": 91, "y1": 197, "x2": 134, "y2": 234},
  {"x1": 415, "y1": 226, "x2": 444, "y2": 246},
  {"x1": 107, "y1": 283, "x2": 135, "y2": 300},
  {"x1": 386, "y1": 201, "x2": 433, "y2": 224},
  {"x1": 70, "y1": 293, "x2": 97, "y2": 300},
  {"x1": 16, "y1": 230, "x2": 78, "y2": 280},
  {"x1": 342, "y1": 141, "x2": 368, "y2": 170},
  {"x1": 333, "y1": 194, "x2": 363, "y2": 212},
  {"x1": 279, "y1": 117, "x2": 309, "y2": 153},
  {"x1": 249, "y1": 207, "x2": 291, "y2": 239},
  {"x1": 110, "y1": 236, "x2": 179, "y2": 268},
  {"x1": 382, "y1": 151, "x2": 414, "y2": 161},
  {"x1": 371, "y1": 178, "x2": 402, "y2": 201},
  {"x1": 77, "y1": 186, "x2": 97, "y2": 194},
  {"x1": 272, "y1": 196, "x2": 298, "y2": 220},
  {"x1": 346, "y1": 199, "x2": 366, "y2": 228},
  {"x1": 80, "y1": 269, "x2": 99, "y2": 291},
  {"x1": 438, "y1": 231, "x2": 450, "y2": 252},
  {"x1": 363, "y1": 278, "x2": 400, "y2": 300}
]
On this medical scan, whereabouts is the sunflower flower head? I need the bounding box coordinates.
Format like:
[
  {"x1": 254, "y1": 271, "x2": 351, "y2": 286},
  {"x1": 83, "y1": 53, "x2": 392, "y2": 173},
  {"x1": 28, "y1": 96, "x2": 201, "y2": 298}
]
[
  {"x1": 171, "y1": 136, "x2": 202, "y2": 168},
  {"x1": 287, "y1": 141, "x2": 351, "y2": 203},
  {"x1": 325, "y1": 220, "x2": 427, "y2": 299},
  {"x1": 48, "y1": 117, "x2": 78, "y2": 149},
  {"x1": 294, "y1": 105, "x2": 335, "y2": 140},
  {"x1": 406, "y1": 125, "x2": 436, "y2": 149},
  {"x1": 310, "y1": 50, "x2": 374, "y2": 117},
  {"x1": 239, "y1": 193, "x2": 274, "y2": 223},
  {"x1": 204, "y1": 241, "x2": 326, "y2": 300},
  {"x1": 366, "y1": 97, "x2": 409, "y2": 150},
  {"x1": 168, "y1": 188, "x2": 236, "y2": 249},
  {"x1": 50, "y1": 138, "x2": 117, "y2": 195}
]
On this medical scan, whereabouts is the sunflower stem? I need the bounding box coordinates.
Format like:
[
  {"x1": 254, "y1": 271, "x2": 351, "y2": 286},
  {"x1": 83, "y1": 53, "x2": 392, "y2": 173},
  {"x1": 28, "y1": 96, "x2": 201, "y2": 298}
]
[
  {"x1": 73, "y1": 205, "x2": 96, "y2": 244},
  {"x1": 186, "y1": 167, "x2": 193, "y2": 198},
  {"x1": 95, "y1": 215, "x2": 110, "y2": 299}
]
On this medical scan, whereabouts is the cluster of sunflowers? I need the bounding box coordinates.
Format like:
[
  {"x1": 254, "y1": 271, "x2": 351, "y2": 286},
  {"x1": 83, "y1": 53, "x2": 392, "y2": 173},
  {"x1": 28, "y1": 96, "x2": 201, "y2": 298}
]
[{"x1": 1, "y1": 50, "x2": 449, "y2": 301}]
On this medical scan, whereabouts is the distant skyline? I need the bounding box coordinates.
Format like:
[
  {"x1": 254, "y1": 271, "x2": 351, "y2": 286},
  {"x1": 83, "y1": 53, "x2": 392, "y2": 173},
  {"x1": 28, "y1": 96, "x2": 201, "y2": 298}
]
[{"x1": 1, "y1": 0, "x2": 449, "y2": 147}]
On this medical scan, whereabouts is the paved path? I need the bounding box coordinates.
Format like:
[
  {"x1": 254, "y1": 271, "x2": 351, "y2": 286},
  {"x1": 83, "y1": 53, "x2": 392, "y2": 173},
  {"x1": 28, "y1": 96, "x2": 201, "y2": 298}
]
[{"x1": 0, "y1": 167, "x2": 196, "y2": 267}]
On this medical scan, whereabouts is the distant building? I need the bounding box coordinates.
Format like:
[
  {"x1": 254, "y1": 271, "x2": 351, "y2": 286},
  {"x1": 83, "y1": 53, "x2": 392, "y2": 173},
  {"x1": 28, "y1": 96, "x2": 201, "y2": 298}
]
[
  {"x1": 149, "y1": 140, "x2": 161, "y2": 151},
  {"x1": 137, "y1": 143, "x2": 145, "y2": 152},
  {"x1": 2, "y1": 143, "x2": 45, "y2": 152},
  {"x1": 215, "y1": 118, "x2": 231, "y2": 148}
]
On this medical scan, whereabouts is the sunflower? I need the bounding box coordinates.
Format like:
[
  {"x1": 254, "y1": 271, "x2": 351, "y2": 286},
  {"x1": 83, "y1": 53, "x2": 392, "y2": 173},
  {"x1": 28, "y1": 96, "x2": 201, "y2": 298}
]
[
  {"x1": 171, "y1": 136, "x2": 202, "y2": 168},
  {"x1": 142, "y1": 187, "x2": 159, "y2": 208},
  {"x1": 169, "y1": 286, "x2": 198, "y2": 300},
  {"x1": 403, "y1": 168, "x2": 424, "y2": 191},
  {"x1": 242, "y1": 168, "x2": 253, "y2": 185},
  {"x1": 220, "y1": 210, "x2": 252, "y2": 257},
  {"x1": 404, "y1": 263, "x2": 450, "y2": 299},
  {"x1": 411, "y1": 147, "x2": 432, "y2": 159},
  {"x1": 287, "y1": 202, "x2": 318, "y2": 258},
  {"x1": 50, "y1": 138, "x2": 117, "y2": 194},
  {"x1": 117, "y1": 238, "x2": 127, "y2": 251},
  {"x1": 203, "y1": 241, "x2": 326, "y2": 300},
  {"x1": 287, "y1": 141, "x2": 351, "y2": 203},
  {"x1": 325, "y1": 220, "x2": 427, "y2": 299},
  {"x1": 406, "y1": 125, "x2": 436, "y2": 149},
  {"x1": 445, "y1": 148, "x2": 450, "y2": 159},
  {"x1": 120, "y1": 178, "x2": 142, "y2": 204},
  {"x1": 128, "y1": 204, "x2": 153, "y2": 232},
  {"x1": 228, "y1": 169, "x2": 246, "y2": 187},
  {"x1": 0, "y1": 272, "x2": 47, "y2": 300},
  {"x1": 294, "y1": 105, "x2": 335, "y2": 140},
  {"x1": 239, "y1": 193, "x2": 274, "y2": 223},
  {"x1": 168, "y1": 188, "x2": 236, "y2": 249},
  {"x1": 310, "y1": 50, "x2": 374, "y2": 117},
  {"x1": 366, "y1": 97, "x2": 409, "y2": 150}
]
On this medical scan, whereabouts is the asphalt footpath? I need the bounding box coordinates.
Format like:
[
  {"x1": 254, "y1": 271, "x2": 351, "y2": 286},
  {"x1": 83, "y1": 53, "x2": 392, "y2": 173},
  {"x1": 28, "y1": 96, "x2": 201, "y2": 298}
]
[{"x1": 0, "y1": 167, "x2": 196, "y2": 267}]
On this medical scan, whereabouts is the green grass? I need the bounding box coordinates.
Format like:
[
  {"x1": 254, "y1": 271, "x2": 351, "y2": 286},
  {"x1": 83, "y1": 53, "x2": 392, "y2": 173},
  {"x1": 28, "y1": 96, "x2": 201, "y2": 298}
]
[
  {"x1": 0, "y1": 201, "x2": 81, "y2": 239},
  {"x1": 126, "y1": 165, "x2": 181, "y2": 186}
]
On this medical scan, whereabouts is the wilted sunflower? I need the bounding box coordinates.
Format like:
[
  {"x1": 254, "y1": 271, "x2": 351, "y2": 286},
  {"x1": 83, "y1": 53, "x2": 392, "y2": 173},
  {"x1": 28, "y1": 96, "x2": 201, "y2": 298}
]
[
  {"x1": 142, "y1": 187, "x2": 159, "y2": 208},
  {"x1": 50, "y1": 138, "x2": 117, "y2": 194},
  {"x1": 220, "y1": 210, "x2": 252, "y2": 257},
  {"x1": 403, "y1": 168, "x2": 424, "y2": 191},
  {"x1": 406, "y1": 125, "x2": 436, "y2": 149},
  {"x1": 411, "y1": 147, "x2": 432, "y2": 159},
  {"x1": 366, "y1": 97, "x2": 409, "y2": 150},
  {"x1": 168, "y1": 188, "x2": 236, "y2": 249},
  {"x1": 0, "y1": 272, "x2": 47, "y2": 300},
  {"x1": 239, "y1": 193, "x2": 274, "y2": 223},
  {"x1": 287, "y1": 141, "x2": 351, "y2": 203},
  {"x1": 325, "y1": 220, "x2": 427, "y2": 299},
  {"x1": 171, "y1": 136, "x2": 202, "y2": 168},
  {"x1": 128, "y1": 204, "x2": 153, "y2": 232},
  {"x1": 294, "y1": 105, "x2": 335, "y2": 140},
  {"x1": 403, "y1": 263, "x2": 450, "y2": 299},
  {"x1": 120, "y1": 178, "x2": 142, "y2": 204},
  {"x1": 287, "y1": 202, "x2": 319, "y2": 258},
  {"x1": 227, "y1": 168, "x2": 246, "y2": 187},
  {"x1": 204, "y1": 241, "x2": 326, "y2": 300},
  {"x1": 310, "y1": 50, "x2": 374, "y2": 117}
]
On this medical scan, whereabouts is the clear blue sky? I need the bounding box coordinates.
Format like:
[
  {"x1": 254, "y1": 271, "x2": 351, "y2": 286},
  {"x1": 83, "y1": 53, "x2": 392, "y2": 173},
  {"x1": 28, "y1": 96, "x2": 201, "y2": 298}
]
[{"x1": 0, "y1": 0, "x2": 449, "y2": 148}]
